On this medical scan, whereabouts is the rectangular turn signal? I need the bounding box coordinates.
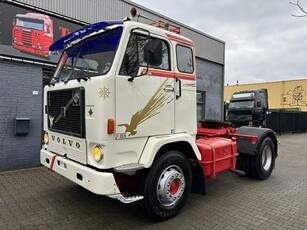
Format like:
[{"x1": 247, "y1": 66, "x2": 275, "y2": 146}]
[{"x1": 108, "y1": 119, "x2": 115, "y2": 134}]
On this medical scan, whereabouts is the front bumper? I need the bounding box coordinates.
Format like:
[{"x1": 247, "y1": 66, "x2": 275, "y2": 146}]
[
  {"x1": 40, "y1": 149, "x2": 120, "y2": 195},
  {"x1": 12, "y1": 43, "x2": 49, "y2": 57}
]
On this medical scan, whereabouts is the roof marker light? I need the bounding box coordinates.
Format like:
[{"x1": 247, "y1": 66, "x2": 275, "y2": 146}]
[{"x1": 130, "y1": 7, "x2": 138, "y2": 19}]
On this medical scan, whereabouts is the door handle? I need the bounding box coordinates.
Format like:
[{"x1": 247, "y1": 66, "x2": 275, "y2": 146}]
[{"x1": 176, "y1": 78, "x2": 181, "y2": 99}]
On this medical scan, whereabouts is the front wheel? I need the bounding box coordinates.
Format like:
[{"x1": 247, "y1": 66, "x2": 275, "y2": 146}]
[{"x1": 143, "y1": 151, "x2": 192, "y2": 221}]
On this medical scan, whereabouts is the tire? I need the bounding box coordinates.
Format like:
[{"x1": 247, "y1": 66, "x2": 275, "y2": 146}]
[
  {"x1": 244, "y1": 137, "x2": 275, "y2": 180},
  {"x1": 142, "y1": 151, "x2": 192, "y2": 221}
]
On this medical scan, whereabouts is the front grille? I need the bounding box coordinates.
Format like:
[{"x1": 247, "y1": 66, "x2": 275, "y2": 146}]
[
  {"x1": 47, "y1": 87, "x2": 85, "y2": 137},
  {"x1": 21, "y1": 30, "x2": 32, "y2": 46},
  {"x1": 233, "y1": 115, "x2": 252, "y2": 122}
]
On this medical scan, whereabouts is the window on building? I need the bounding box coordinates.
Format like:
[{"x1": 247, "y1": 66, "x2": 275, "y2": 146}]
[
  {"x1": 176, "y1": 45, "x2": 193, "y2": 73},
  {"x1": 197, "y1": 91, "x2": 206, "y2": 124},
  {"x1": 119, "y1": 33, "x2": 170, "y2": 76}
]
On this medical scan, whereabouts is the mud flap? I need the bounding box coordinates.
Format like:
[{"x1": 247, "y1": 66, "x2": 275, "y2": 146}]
[{"x1": 190, "y1": 161, "x2": 206, "y2": 195}]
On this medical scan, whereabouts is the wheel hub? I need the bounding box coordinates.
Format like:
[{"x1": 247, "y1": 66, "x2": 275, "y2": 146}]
[
  {"x1": 170, "y1": 179, "x2": 180, "y2": 195},
  {"x1": 262, "y1": 145, "x2": 273, "y2": 171},
  {"x1": 157, "y1": 165, "x2": 185, "y2": 207}
]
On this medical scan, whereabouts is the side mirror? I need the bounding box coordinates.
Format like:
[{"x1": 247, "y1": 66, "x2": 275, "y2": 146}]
[{"x1": 144, "y1": 39, "x2": 162, "y2": 66}]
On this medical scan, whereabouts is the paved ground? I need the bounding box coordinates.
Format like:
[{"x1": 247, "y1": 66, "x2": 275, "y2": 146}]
[{"x1": 1, "y1": 132, "x2": 307, "y2": 230}]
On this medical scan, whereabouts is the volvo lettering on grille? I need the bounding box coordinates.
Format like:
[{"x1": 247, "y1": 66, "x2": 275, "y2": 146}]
[{"x1": 51, "y1": 135, "x2": 81, "y2": 149}]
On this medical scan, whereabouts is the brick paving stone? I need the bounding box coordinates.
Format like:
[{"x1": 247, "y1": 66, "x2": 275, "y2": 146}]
[{"x1": 0, "y1": 132, "x2": 307, "y2": 229}]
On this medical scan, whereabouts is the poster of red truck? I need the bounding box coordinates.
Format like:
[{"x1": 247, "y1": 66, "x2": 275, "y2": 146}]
[
  {"x1": 12, "y1": 13, "x2": 54, "y2": 58},
  {"x1": 11, "y1": 12, "x2": 73, "y2": 59},
  {"x1": 0, "y1": 2, "x2": 82, "y2": 62}
]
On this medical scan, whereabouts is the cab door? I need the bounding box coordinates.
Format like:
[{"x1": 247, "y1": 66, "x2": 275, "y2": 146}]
[
  {"x1": 173, "y1": 42, "x2": 197, "y2": 135},
  {"x1": 115, "y1": 31, "x2": 175, "y2": 139}
]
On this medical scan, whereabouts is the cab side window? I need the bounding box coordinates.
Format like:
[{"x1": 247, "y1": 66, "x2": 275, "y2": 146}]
[
  {"x1": 176, "y1": 45, "x2": 193, "y2": 74},
  {"x1": 119, "y1": 33, "x2": 170, "y2": 76}
]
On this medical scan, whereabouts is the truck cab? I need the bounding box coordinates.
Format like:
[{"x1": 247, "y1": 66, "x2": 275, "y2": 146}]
[
  {"x1": 227, "y1": 89, "x2": 268, "y2": 127},
  {"x1": 41, "y1": 19, "x2": 199, "y2": 216}
]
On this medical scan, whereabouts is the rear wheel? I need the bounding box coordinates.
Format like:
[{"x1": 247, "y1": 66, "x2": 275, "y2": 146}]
[
  {"x1": 239, "y1": 137, "x2": 275, "y2": 180},
  {"x1": 142, "y1": 151, "x2": 192, "y2": 221}
]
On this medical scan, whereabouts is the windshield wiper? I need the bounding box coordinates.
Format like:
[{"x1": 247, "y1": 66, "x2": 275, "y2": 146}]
[
  {"x1": 64, "y1": 42, "x2": 84, "y2": 84},
  {"x1": 49, "y1": 78, "x2": 59, "y2": 86},
  {"x1": 77, "y1": 70, "x2": 91, "y2": 82}
]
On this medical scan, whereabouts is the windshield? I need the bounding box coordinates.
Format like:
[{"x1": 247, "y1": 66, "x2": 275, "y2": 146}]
[
  {"x1": 52, "y1": 26, "x2": 123, "y2": 83},
  {"x1": 229, "y1": 100, "x2": 254, "y2": 109},
  {"x1": 16, "y1": 18, "x2": 44, "y2": 31}
]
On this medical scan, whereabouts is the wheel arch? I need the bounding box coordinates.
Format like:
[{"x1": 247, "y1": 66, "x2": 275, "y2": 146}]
[
  {"x1": 154, "y1": 141, "x2": 197, "y2": 163},
  {"x1": 265, "y1": 131, "x2": 278, "y2": 157},
  {"x1": 138, "y1": 133, "x2": 201, "y2": 168},
  {"x1": 235, "y1": 126, "x2": 278, "y2": 158}
]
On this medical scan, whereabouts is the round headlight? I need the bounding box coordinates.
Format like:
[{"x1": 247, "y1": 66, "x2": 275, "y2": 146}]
[
  {"x1": 93, "y1": 146, "x2": 104, "y2": 162},
  {"x1": 44, "y1": 132, "x2": 49, "y2": 144}
]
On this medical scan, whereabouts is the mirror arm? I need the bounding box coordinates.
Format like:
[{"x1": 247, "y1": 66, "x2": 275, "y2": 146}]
[{"x1": 128, "y1": 65, "x2": 148, "y2": 82}]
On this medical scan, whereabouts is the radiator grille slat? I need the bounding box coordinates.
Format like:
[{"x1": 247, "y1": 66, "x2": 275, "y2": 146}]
[{"x1": 21, "y1": 31, "x2": 32, "y2": 47}]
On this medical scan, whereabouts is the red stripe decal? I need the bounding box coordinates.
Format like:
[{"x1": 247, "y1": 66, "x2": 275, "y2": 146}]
[
  {"x1": 166, "y1": 33, "x2": 195, "y2": 46},
  {"x1": 175, "y1": 73, "x2": 196, "y2": 80},
  {"x1": 142, "y1": 69, "x2": 195, "y2": 81},
  {"x1": 50, "y1": 155, "x2": 57, "y2": 172}
]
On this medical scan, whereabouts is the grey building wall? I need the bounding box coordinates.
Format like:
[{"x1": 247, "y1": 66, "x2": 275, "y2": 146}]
[
  {"x1": 0, "y1": 60, "x2": 42, "y2": 170},
  {"x1": 16, "y1": 0, "x2": 225, "y2": 65},
  {"x1": 196, "y1": 58, "x2": 224, "y2": 120}
]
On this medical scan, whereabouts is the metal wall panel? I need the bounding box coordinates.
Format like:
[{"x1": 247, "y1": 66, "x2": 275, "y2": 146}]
[
  {"x1": 15, "y1": 0, "x2": 225, "y2": 64},
  {"x1": 196, "y1": 58, "x2": 224, "y2": 120},
  {"x1": 266, "y1": 111, "x2": 307, "y2": 133}
]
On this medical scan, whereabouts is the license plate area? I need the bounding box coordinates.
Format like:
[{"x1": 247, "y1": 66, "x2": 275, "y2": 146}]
[{"x1": 57, "y1": 159, "x2": 67, "y2": 169}]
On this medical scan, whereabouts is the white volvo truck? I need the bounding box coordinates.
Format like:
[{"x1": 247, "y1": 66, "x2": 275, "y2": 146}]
[{"x1": 41, "y1": 11, "x2": 278, "y2": 221}]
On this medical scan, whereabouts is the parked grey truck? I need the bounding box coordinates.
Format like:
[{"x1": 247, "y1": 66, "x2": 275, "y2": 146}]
[{"x1": 227, "y1": 89, "x2": 268, "y2": 127}]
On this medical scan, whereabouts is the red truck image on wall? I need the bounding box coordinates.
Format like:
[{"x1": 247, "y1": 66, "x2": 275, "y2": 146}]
[
  {"x1": 12, "y1": 13, "x2": 54, "y2": 58},
  {"x1": 0, "y1": 1, "x2": 82, "y2": 63}
]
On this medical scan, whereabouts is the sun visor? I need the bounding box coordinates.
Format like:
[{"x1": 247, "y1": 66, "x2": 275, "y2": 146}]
[{"x1": 49, "y1": 21, "x2": 124, "y2": 51}]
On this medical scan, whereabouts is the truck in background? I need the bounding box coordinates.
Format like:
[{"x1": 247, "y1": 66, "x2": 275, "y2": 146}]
[
  {"x1": 40, "y1": 9, "x2": 277, "y2": 221},
  {"x1": 12, "y1": 13, "x2": 53, "y2": 58},
  {"x1": 227, "y1": 89, "x2": 269, "y2": 128}
]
